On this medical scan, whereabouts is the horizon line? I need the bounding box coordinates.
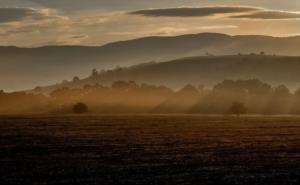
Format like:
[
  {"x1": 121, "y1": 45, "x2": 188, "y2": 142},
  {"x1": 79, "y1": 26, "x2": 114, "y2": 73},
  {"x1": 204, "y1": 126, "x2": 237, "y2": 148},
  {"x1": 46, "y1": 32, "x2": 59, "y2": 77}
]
[{"x1": 1, "y1": 32, "x2": 300, "y2": 48}]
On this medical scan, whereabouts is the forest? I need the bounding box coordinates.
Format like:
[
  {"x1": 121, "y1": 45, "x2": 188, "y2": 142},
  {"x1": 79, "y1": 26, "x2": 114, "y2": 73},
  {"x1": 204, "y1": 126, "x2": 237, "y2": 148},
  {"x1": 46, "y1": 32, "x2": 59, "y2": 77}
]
[{"x1": 1, "y1": 79, "x2": 300, "y2": 115}]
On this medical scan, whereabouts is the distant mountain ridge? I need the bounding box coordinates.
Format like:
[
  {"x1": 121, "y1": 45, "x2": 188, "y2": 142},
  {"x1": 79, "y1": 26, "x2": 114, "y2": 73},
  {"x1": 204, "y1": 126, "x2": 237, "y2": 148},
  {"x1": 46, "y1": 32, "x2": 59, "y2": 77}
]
[{"x1": 2, "y1": 32, "x2": 300, "y2": 91}]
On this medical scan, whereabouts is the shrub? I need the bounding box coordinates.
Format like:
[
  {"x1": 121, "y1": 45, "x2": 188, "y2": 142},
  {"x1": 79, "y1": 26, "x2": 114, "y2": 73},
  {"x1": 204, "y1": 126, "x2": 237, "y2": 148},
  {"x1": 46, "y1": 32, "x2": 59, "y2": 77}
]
[{"x1": 73, "y1": 103, "x2": 88, "y2": 114}]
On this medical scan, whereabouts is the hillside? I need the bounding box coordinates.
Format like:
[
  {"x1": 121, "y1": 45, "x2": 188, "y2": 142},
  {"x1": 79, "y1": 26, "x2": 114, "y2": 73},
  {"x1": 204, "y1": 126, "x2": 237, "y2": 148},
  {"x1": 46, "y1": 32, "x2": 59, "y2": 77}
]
[
  {"x1": 2, "y1": 32, "x2": 300, "y2": 91},
  {"x1": 36, "y1": 55, "x2": 300, "y2": 93}
]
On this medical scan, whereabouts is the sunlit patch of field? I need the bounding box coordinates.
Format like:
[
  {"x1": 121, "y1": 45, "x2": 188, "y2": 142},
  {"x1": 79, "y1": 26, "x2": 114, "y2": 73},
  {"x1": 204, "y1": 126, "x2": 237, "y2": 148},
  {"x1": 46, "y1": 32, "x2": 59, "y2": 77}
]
[{"x1": 1, "y1": 115, "x2": 300, "y2": 185}]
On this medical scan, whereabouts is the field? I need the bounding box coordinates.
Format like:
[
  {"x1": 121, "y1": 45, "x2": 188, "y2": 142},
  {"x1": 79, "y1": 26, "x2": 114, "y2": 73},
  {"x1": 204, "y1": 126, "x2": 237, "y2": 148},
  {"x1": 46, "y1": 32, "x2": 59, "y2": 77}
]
[{"x1": 1, "y1": 115, "x2": 300, "y2": 185}]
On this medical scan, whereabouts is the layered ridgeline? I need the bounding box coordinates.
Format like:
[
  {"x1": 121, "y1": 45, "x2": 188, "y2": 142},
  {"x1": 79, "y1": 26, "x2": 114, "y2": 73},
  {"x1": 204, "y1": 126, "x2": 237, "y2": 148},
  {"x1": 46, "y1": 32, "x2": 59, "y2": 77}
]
[
  {"x1": 1, "y1": 79, "x2": 300, "y2": 115},
  {"x1": 2, "y1": 33, "x2": 300, "y2": 91},
  {"x1": 36, "y1": 54, "x2": 300, "y2": 93}
]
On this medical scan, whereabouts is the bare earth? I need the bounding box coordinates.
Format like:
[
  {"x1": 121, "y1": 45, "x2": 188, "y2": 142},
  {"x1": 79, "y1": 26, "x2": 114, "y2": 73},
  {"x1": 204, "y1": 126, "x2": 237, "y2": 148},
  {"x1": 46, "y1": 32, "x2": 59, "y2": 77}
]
[{"x1": 1, "y1": 115, "x2": 300, "y2": 185}]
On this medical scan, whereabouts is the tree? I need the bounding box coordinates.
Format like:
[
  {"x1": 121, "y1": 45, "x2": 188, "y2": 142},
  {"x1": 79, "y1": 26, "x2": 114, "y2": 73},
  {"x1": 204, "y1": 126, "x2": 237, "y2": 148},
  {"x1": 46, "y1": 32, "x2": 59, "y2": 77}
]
[
  {"x1": 114, "y1": 66, "x2": 122, "y2": 72},
  {"x1": 91, "y1": 69, "x2": 98, "y2": 78},
  {"x1": 229, "y1": 102, "x2": 247, "y2": 115},
  {"x1": 72, "y1": 76, "x2": 80, "y2": 83},
  {"x1": 112, "y1": 81, "x2": 130, "y2": 91},
  {"x1": 34, "y1": 86, "x2": 42, "y2": 92},
  {"x1": 266, "y1": 85, "x2": 292, "y2": 114},
  {"x1": 73, "y1": 103, "x2": 88, "y2": 114},
  {"x1": 273, "y1": 85, "x2": 291, "y2": 97},
  {"x1": 179, "y1": 85, "x2": 198, "y2": 95},
  {"x1": 295, "y1": 88, "x2": 300, "y2": 98}
]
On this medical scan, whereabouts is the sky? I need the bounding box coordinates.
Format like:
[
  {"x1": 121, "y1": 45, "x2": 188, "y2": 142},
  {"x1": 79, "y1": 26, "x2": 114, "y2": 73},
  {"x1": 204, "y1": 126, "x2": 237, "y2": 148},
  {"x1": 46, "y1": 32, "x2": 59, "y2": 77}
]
[{"x1": 1, "y1": 0, "x2": 300, "y2": 46}]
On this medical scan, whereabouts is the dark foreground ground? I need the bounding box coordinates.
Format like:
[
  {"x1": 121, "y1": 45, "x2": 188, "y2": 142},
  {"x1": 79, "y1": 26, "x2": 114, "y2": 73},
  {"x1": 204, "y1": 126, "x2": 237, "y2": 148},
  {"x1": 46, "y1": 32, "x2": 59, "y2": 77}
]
[{"x1": 1, "y1": 115, "x2": 300, "y2": 185}]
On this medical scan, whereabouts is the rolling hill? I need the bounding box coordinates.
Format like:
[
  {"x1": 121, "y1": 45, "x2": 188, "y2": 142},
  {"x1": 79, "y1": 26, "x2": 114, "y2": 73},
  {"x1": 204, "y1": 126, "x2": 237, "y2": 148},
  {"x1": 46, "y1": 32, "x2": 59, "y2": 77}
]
[
  {"x1": 2, "y1": 32, "x2": 300, "y2": 91},
  {"x1": 36, "y1": 55, "x2": 300, "y2": 93}
]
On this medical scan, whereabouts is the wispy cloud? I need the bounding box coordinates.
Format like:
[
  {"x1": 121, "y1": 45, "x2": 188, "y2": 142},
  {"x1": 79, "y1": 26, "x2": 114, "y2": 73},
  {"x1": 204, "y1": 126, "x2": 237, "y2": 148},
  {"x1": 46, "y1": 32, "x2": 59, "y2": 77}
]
[
  {"x1": 71, "y1": 34, "x2": 89, "y2": 39},
  {"x1": 130, "y1": 6, "x2": 300, "y2": 20},
  {"x1": 130, "y1": 6, "x2": 259, "y2": 17},
  {"x1": 0, "y1": 7, "x2": 63, "y2": 23},
  {"x1": 195, "y1": 25, "x2": 238, "y2": 30},
  {"x1": 109, "y1": 24, "x2": 238, "y2": 37},
  {"x1": 0, "y1": 7, "x2": 41, "y2": 23},
  {"x1": 231, "y1": 10, "x2": 300, "y2": 20}
]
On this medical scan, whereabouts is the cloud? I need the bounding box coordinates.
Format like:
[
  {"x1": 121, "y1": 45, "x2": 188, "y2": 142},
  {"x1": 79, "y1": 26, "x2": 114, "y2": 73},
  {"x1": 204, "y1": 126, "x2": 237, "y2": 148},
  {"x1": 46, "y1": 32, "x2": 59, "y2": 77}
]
[
  {"x1": 0, "y1": 7, "x2": 64, "y2": 23},
  {"x1": 195, "y1": 25, "x2": 238, "y2": 30},
  {"x1": 71, "y1": 34, "x2": 89, "y2": 39},
  {"x1": 0, "y1": 7, "x2": 43, "y2": 23},
  {"x1": 231, "y1": 11, "x2": 300, "y2": 20},
  {"x1": 130, "y1": 6, "x2": 260, "y2": 17},
  {"x1": 1, "y1": 4, "x2": 300, "y2": 47},
  {"x1": 130, "y1": 6, "x2": 300, "y2": 20},
  {"x1": 108, "y1": 24, "x2": 238, "y2": 37}
]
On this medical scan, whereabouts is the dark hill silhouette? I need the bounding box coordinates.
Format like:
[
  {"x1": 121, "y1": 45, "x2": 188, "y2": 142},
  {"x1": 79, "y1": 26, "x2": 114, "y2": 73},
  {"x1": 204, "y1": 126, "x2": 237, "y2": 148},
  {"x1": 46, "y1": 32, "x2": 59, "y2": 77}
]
[
  {"x1": 35, "y1": 55, "x2": 300, "y2": 93},
  {"x1": 2, "y1": 32, "x2": 300, "y2": 91}
]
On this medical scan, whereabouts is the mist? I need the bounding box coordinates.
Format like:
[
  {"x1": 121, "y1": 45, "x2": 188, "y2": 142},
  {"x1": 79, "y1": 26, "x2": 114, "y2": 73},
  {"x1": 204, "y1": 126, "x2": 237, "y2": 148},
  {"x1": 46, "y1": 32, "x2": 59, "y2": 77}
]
[{"x1": 1, "y1": 79, "x2": 300, "y2": 115}]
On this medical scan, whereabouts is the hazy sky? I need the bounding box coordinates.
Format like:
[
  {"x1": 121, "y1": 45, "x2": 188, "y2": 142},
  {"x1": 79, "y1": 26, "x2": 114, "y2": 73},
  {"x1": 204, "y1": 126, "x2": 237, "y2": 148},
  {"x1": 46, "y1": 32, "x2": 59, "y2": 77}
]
[{"x1": 1, "y1": 0, "x2": 300, "y2": 46}]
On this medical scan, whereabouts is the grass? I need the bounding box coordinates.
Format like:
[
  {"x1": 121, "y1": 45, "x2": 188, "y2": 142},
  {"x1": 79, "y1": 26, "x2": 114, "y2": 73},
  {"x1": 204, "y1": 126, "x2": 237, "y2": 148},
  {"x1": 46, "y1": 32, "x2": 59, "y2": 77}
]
[{"x1": 0, "y1": 115, "x2": 300, "y2": 185}]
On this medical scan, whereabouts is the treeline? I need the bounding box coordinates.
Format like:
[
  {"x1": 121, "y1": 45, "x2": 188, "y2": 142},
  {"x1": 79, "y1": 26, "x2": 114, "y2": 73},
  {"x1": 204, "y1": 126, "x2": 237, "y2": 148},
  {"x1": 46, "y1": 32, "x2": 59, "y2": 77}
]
[{"x1": 1, "y1": 79, "x2": 300, "y2": 115}]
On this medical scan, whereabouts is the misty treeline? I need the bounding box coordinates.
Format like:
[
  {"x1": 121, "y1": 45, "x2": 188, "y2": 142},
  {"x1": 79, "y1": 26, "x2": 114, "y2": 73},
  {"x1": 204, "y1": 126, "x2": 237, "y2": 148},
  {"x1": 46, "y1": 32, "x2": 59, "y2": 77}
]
[{"x1": 1, "y1": 79, "x2": 300, "y2": 115}]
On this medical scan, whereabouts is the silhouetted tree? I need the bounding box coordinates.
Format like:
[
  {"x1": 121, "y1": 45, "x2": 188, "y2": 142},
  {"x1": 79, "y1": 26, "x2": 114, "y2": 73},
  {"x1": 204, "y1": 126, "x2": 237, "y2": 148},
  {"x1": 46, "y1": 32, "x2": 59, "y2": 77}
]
[
  {"x1": 273, "y1": 85, "x2": 291, "y2": 97},
  {"x1": 34, "y1": 86, "x2": 42, "y2": 92},
  {"x1": 73, "y1": 103, "x2": 88, "y2": 114},
  {"x1": 229, "y1": 102, "x2": 247, "y2": 115},
  {"x1": 266, "y1": 85, "x2": 292, "y2": 114},
  {"x1": 291, "y1": 88, "x2": 300, "y2": 113},
  {"x1": 91, "y1": 69, "x2": 98, "y2": 77},
  {"x1": 114, "y1": 66, "x2": 122, "y2": 72},
  {"x1": 72, "y1": 76, "x2": 80, "y2": 83},
  {"x1": 112, "y1": 81, "x2": 130, "y2": 91},
  {"x1": 180, "y1": 85, "x2": 199, "y2": 94},
  {"x1": 295, "y1": 88, "x2": 300, "y2": 98}
]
